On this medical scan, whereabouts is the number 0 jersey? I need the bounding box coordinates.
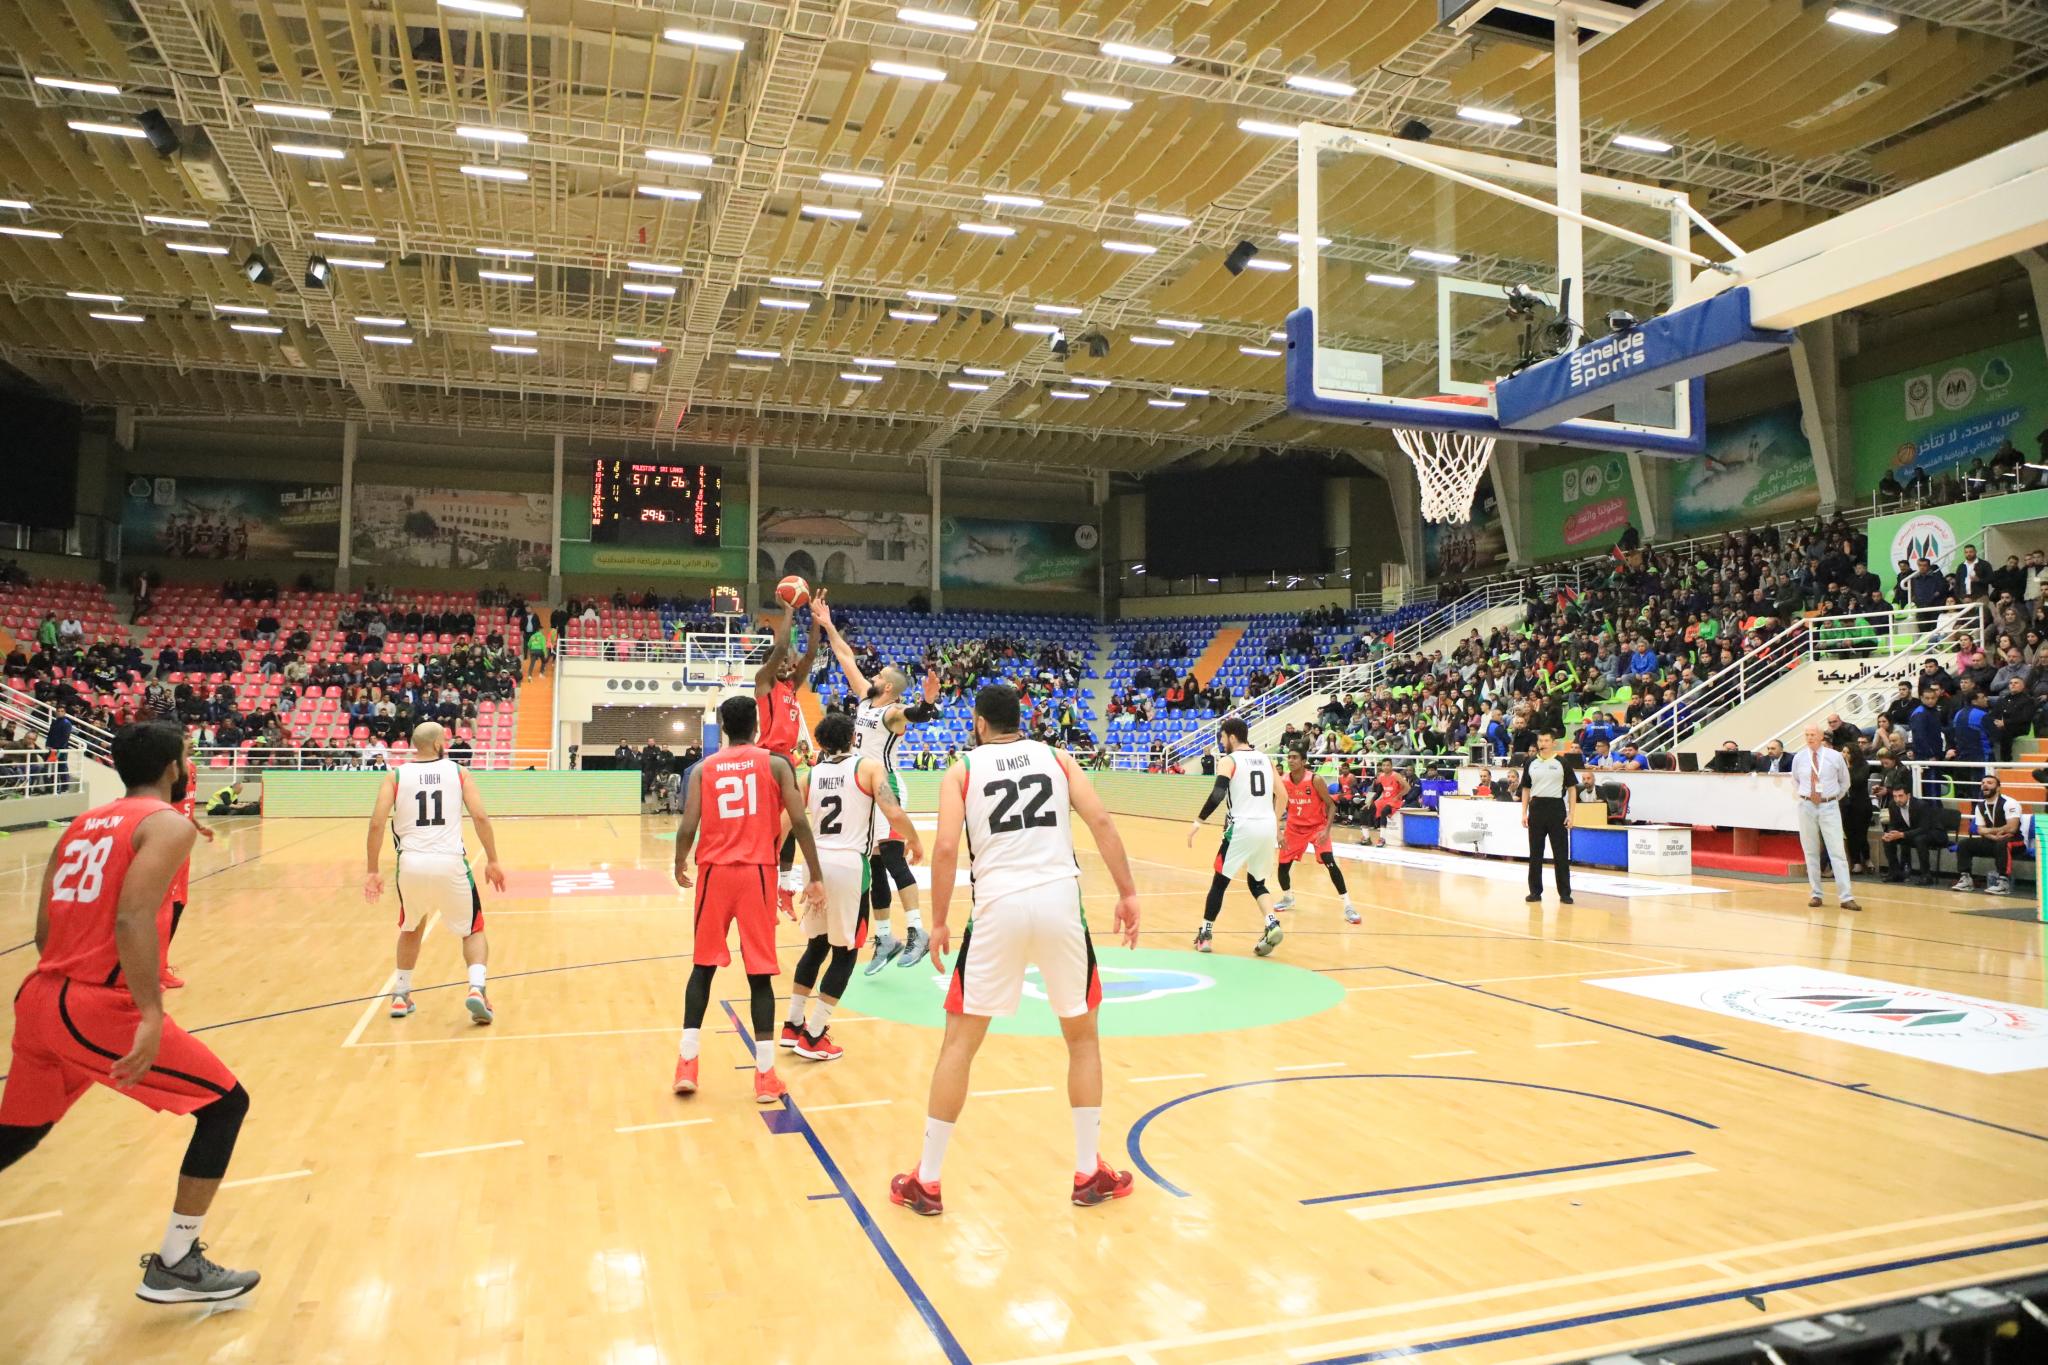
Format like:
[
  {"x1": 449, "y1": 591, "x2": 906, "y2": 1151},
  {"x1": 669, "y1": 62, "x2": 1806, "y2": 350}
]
[
  {"x1": 808, "y1": 754, "x2": 875, "y2": 857},
  {"x1": 393, "y1": 757, "x2": 467, "y2": 859},
  {"x1": 1224, "y1": 750, "x2": 1277, "y2": 831},
  {"x1": 695, "y1": 744, "x2": 783, "y2": 866},
  {"x1": 36, "y1": 795, "x2": 176, "y2": 986},
  {"x1": 961, "y1": 739, "x2": 1079, "y2": 902}
]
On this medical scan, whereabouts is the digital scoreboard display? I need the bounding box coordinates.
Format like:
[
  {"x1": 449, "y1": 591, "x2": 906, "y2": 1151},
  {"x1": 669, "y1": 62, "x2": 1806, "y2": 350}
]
[{"x1": 590, "y1": 461, "x2": 722, "y2": 546}]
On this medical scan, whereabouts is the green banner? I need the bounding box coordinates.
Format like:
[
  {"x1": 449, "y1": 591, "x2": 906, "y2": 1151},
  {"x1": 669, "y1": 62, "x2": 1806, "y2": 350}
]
[
  {"x1": 1851, "y1": 338, "x2": 2048, "y2": 494},
  {"x1": 1672, "y1": 406, "x2": 1818, "y2": 534},
  {"x1": 1523, "y1": 452, "x2": 1636, "y2": 560},
  {"x1": 1868, "y1": 486, "x2": 2048, "y2": 595},
  {"x1": 123, "y1": 474, "x2": 340, "y2": 560},
  {"x1": 558, "y1": 494, "x2": 750, "y2": 579},
  {"x1": 939, "y1": 517, "x2": 1098, "y2": 593}
]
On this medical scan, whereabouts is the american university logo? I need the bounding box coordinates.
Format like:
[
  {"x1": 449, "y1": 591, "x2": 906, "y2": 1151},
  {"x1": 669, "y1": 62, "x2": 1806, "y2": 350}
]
[
  {"x1": 1888, "y1": 513, "x2": 1955, "y2": 572},
  {"x1": 1598, "y1": 967, "x2": 2048, "y2": 1074}
]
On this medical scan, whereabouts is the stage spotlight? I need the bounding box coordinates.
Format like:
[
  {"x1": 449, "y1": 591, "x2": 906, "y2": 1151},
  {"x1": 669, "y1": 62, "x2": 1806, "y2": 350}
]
[
  {"x1": 1223, "y1": 239, "x2": 1260, "y2": 276},
  {"x1": 138, "y1": 109, "x2": 180, "y2": 156},
  {"x1": 242, "y1": 252, "x2": 274, "y2": 287},
  {"x1": 1606, "y1": 309, "x2": 1639, "y2": 335},
  {"x1": 1050, "y1": 331, "x2": 1070, "y2": 358},
  {"x1": 1079, "y1": 331, "x2": 1110, "y2": 359},
  {"x1": 1398, "y1": 118, "x2": 1433, "y2": 142},
  {"x1": 303, "y1": 254, "x2": 331, "y2": 289}
]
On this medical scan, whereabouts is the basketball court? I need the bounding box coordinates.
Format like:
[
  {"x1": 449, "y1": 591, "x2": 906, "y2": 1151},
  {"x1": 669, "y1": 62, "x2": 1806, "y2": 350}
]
[{"x1": 2, "y1": 808, "x2": 2041, "y2": 1364}]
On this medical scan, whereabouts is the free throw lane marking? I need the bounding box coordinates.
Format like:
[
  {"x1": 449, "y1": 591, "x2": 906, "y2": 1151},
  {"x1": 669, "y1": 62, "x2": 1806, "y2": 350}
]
[
  {"x1": 221, "y1": 1169, "x2": 314, "y2": 1189},
  {"x1": 615, "y1": 1118, "x2": 714, "y2": 1134},
  {"x1": 416, "y1": 1139, "x2": 524, "y2": 1160},
  {"x1": 805, "y1": 1099, "x2": 896, "y2": 1113},
  {"x1": 1346, "y1": 1160, "x2": 1713, "y2": 1222},
  {"x1": 0, "y1": 1210, "x2": 62, "y2": 1228}
]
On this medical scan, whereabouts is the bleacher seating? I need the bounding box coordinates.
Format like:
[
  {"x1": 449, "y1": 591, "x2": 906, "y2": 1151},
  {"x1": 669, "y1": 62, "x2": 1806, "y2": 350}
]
[{"x1": 0, "y1": 579, "x2": 122, "y2": 646}]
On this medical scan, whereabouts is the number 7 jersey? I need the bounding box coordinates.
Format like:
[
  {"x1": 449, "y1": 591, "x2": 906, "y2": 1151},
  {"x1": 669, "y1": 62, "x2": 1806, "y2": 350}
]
[{"x1": 961, "y1": 739, "x2": 1079, "y2": 902}]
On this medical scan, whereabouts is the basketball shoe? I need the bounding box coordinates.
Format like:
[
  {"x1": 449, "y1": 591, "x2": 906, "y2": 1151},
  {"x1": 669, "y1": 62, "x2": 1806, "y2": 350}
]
[
  {"x1": 1072, "y1": 1160, "x2": 1135, "y2": 1207},
  {"x1": 889, "y1": 1170, "x2": 943, "y2": 1216}
]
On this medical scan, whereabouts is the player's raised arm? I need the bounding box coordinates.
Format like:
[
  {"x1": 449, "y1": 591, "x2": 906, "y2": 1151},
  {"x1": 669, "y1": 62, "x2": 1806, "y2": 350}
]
[
  {"x1": 1188, "y1": 753, "x2": 1235, "y2": 847},
  {"x1": 110, "y1": 810, "x2": 198, "y2": 1086},
  {"x1": 771, "y1": 754, "x2": 825, "y2": 913},
  {"x1": 363, "y1": 772, "x2": 399, "y2": 901},
  {"x1": 813, "y1": 592, "x2": 871, "y2": 698},
  {"x1": 456, "y1": 767, "x2": 508, "y2": 892},
  {"x1": 925, "y1": 760, "x2": 969, "y2": 967},
  {"x1": 671, "y1": 763, "x2": 704, "y2": 888},
  {"x1": 754, "y1": 598, "x2": 795, "y2": 697},
  {"x1": 1059, "y1": 751, "x2": 1139, "y2": 947},
  {"x1": 863, "y1": 755, "x2": 923, "y2": 864}
]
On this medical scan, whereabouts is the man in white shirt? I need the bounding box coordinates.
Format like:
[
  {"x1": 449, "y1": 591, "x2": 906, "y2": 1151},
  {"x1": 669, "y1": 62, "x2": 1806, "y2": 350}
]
[
  {"x1": 57, "y1": 616, "x2": 84, "y2": 644},
  {"x1": 1789, "y1": 724, "x2": 1861, "y2": 911}
]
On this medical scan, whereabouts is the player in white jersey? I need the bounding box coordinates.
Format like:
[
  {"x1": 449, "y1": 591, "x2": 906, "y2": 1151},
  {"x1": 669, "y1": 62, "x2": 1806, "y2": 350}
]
[
  {"x1": 812, "y1": 593, "x2": 943, "y2": 972},
  {"x1": 363, "y1": 722, "x2": 509, "y2": 1024},
  {"x1": 782, "y1": 712, "x2": 923, "y2": 1061},
  {"x1": 1186, "y1": 717, "x2": 1283, "y2": 957},
  {"x1": 887, "y1": 683, "x2": 1140, "y2": 1218}
]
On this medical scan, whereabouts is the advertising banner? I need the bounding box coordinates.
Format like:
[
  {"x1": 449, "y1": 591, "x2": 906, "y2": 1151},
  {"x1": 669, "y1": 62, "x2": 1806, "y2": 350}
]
[
  {"x1": 1671, "y1": 406, "x2": 1820, "y2": 534},
  {"x1": 1851, "y1": 338, "x2": 2048, "y2": 492},
  {"x1": 757, "y1": 506, "x2": 930, "y2": 587},
  {"x1": 1524, "y1": 453, "x2": 1637, "y2": 560},
  {"x1": 1423, "y1": 486, "x2": 1507, "y2": 578},
  {"x1": 122, "y1": 474, "x2": 340, "y2": 560},
  {"x1": 939, "y1": 518, "x2": 1098, "y2": 593},
  {"x1": 352, "y1": 484, "x2": 552, "y2": 572}
]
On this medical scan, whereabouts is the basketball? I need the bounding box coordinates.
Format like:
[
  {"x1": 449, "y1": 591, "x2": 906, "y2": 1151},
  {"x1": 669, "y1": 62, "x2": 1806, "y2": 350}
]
[{"x1": 776, "y1": 574, "x2": 811, "y2": 608}]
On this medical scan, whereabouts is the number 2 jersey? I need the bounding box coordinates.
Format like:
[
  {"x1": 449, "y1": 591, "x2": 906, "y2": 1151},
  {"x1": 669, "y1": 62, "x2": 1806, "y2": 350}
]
[
  {"x1": 695, "y1": 744, "x2": 783, "y2": 866},
  {"x1": 961, "y1": 739, "x2": 1079, "y2": 902},
  {"x1": 36, "y1": 795, "x2": 178, "y2": 987},
  {"x1": 808, "y1": 754, "x2": 875, "y2": 857},
  {"x1": 393, "y1": 757, "x2": 467, "y2": 859}
]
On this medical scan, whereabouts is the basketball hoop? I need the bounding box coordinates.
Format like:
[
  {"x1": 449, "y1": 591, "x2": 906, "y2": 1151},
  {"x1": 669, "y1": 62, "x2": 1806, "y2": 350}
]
[{"x1": 1394, "y1": 396, "x2": 1497, "y2": 524}]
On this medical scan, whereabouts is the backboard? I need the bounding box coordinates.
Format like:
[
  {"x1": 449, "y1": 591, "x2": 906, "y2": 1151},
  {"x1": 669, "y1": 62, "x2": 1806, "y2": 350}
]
[{"x1": 1290, "y1": 125, "x2": 1705, "y2": 456}]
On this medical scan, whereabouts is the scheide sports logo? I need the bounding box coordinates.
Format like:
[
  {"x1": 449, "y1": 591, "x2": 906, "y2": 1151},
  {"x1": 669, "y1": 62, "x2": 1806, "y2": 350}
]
[{"x1": 1567, "y1": 330, "x2": 1648, "y2": 391}]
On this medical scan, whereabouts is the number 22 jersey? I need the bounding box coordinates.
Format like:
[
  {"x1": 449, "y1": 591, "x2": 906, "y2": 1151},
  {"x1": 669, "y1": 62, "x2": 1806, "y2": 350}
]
[
  {"x1": 36, "y1": 795, "x2": 177, "y2": 986},
  {"x1": 961, "y1": 740, "x2": 1079, "y2": 902}
]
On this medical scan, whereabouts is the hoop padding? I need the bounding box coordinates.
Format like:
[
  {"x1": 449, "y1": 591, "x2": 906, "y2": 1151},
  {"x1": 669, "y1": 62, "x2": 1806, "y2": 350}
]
[{"x1": 1395, "y1": 423, "x2": 1497, "y2": 524}]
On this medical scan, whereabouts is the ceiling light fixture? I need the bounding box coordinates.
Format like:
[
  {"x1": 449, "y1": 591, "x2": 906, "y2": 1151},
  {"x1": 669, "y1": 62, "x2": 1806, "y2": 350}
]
[
  {"x1": 839, "y1": 371, "x2": 882, "y2": 383},
  {"x1": 1275, "y1": 231, "x2": 1332, "y2": 246},
  {"x1": 1129, "y1": 335, "x2": 1173, "y2": 347},
  {"x1": 230, "y1": 322, "x2": 285, "y2": 334},
  {"x1": 68, "y1": 120, "x2": 146, "y2": 139},
  {"x1": 488, "y1": 326, "x2": 538, "y2": 337},
  {"x1": 1236, "y1": 118, "x2": 1299, "y2": 139},
  {"x1": 853, "y1": 357, "x2": 897, "y2": 368},
  {"x1": 1134, "y1": 211, "x2": 1192, "y2": 228},
  {"x1": 438, "y1": 0, "x2": 525, "y2": 16},
  {"x1": 1244, "y1": 258, "x2": 1291, "y2": 272},
  {"x1": 614, "y1": 338, "x2": 664, "y2": 348},
  {"x1": 362, "y1": 334, "x2": 414, "y2": 345},
  {"x1": 961, "y1": 366, "x2": 1005, "y2": 378},
  {"x1": 67, "y1": 290, "x2": 125, "y2": 303},
  {"x1": 250, "y1": 102, "x2": 330, "y2": 120},
  {"x1": 1035, "y1": 304, "x2": 1082, "y2": 316},
  {"x1": 1099, "y1": 42, "x2": 1174, "y2": 64},
  {"x1": 491, "y1": 344, "x2": 538, "y2": 355},
  {"x1": 984, "y1": 192, "x2": 1043, "y2": 208},
  {"x1": 1827, "y1": 6, "x2": 1900, "y2": 33},
  {"x1": 1456, "y1": 105, "x2": 1523, "y2": 127},
  {"x1": 613, "y1": 354, "x2": 659, "y2": 365},
  {"x1": 1612, "y1": 133, "x2": 1674, "y2": 154},
  {"x1": 1169, "y1": 386, "x2": 1209, "y2": 397},
  {"x1": 1154, "y1": 318, "x2": 1201, "y2": 331},
  {"x1": 759, "y1": 298, "x2": 810, "y2": 311},
  {"x1": 1011, "y1": 322, "x2": 1060, "y2": 334},
  {"x1": 326, "y1": 256, "x2": 385, "y2": 269},
  {"x1": 476, "y1": 246, "x2": 535, "y2": 258},
  {"x1": 870, "y1": 60, "x2": 947, "y2": 81},
  {"x1": 460, "y1": 164, "x2": 528, "y2": 182},
  {"x1": 662, "y1": 29, "x2": 746, "y2": 51},
  {"x1": 801, "y1": 204, "x2": 862, "y2": 220},
  {"x1": 1366, "y1": 273, "x2": 1416, "y2": 287},
  {"x1": 143, "y1": 213, "x2": 210, "y2": 228},
  {"x1": 272, "y1": 142, "x2": 346, "y2": 158},
  {"x1": 36, "y1": 76, "x2": 122, "y2": 95},
  {"x1": 626, "y1": 260, "x2": 684, "y2": 274},
  {"x1": 906, "y1": 289, "x2": 956, "y2": 302},
  {"x1": 1063, "y1": 91, "x2": 1133, "y2": 111},
  {"x1": 819, "y1": 171, "x2": 885, "y2": 189},
  {"x1": 1239, "y1": 345, "x2": 1281, "y2": 357},
  {"x1": 948, "y1": 381, "x2": 988, "y2": 392},
  {"x1": 1286, "y1": 73, "x2": 1357, "y2": 97},
  {"x1": 215, "y1": 303, "x2": 269, "y2": 316},
  {"x1": 734, "y1": 347, "x2": 783, "y2": 360},
  {"x1": 1070, "y1": 377, "x2": 1112, "y2": 388},
  {"x1": 478, "y1": 269, "x2": 532, "y2": 282},
  {"x1": 0, "y1": 199, "x2": 30, "y2": 211},
  {"x1": 165, "y1": 241, "x2": 229, "y2": 255},
  {"x1": 637, "y1": 186, "x2": 703, "y2": 200},
  {"x1": 314, "y1": 230, "x2": 376, "y2": 244},
  {"x1": 1048, "y1": 388, "x2": 1089, "y2": 399},
  {"x1": 1407, "y1": 247, "x2": 1461, "y2": 265},
  {"x1": 770, "y1": 275, "x2": 824, "y2": 288},
  {"x1": 889, "y1": 309, "x2": 939, "y2": 322},
  {"x1": 89, "y1": 311, "x2": 145, "y2": 323},
  {"x1": 897, "y1": 7, "x2": 977, "y2": 32},
  {"x1": 958, "y1": 222, "x2": 1017, "y2": 237},
  {"x1": 355, "y1": 316, "x2": 407, "y2": 327},
  {"x1": 1148, "y1": 398, "x2": 1186, "y2": 409},
  {"x1": 646, "y1": 148, "x2": 713, "y2": 168},
  {"x1": 1102, "y1": 240, "x2": 1157, "y2": 254},
  {"x1": 457, "y1": 125, "x2": 528, "y2": 144}
]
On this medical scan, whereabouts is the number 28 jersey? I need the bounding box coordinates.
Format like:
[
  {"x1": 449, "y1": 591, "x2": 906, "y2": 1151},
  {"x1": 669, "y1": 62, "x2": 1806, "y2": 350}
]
[
  {"x1": 695, "y1": 744, "x2": 783, "y2": 867},
  {"x1": 394, "y1": 757, "x2": 467, "y2": 859},
  {"x1": 961, "y1": 739, "x2": 1079, "y2": 902},
  {"x1": 37, "y1": 795, "x2": 176, "y2": 986}
]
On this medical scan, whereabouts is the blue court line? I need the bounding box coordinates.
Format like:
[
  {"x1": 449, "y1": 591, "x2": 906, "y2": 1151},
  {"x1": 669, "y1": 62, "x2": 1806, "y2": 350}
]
[
  {"x1": 717, "y1": 998, "x2": 969, "y2": 1365},
  {"x1": 1380, "y1": 965, "x2": 2048, "y2": 1146},
  {"x1": 807, "y1": 1192, "x2": 846, "y2": 1202},
  {"x1": 1302, "y1": 1232, "x2": 2048, "y2": 1363},
  {"x1": 1127, "y1": 1076, "x2": 1715, "y2": 1199},
  {"x1": 1300, "y1": 1149, "x2": 1696, "y2": 1206}
]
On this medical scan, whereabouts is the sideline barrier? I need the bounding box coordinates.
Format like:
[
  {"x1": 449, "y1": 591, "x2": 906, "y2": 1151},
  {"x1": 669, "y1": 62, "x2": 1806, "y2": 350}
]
[{"x1": 261, "y1": 770, "x2": 642, "y2": 818}]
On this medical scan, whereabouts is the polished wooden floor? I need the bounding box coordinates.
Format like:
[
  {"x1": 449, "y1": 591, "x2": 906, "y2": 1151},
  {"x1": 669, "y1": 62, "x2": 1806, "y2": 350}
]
[{"x1": 1, "y1": 808, "x2": 2044, "y2": 1365}]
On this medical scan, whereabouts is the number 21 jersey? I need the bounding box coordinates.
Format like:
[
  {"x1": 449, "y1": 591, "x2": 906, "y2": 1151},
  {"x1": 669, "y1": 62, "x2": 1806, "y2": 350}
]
[
  {"x1": 696, "y1": 745, "x2": 782, "y2": 866},
  {"x1": 961, "y1": 740, "x2": 1078, "y2": 902}
]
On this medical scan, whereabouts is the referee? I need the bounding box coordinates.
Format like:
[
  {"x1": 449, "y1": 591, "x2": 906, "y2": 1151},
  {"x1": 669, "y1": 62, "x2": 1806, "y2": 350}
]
[{"x1": 1520, "y1": 730, "x2": 1583, "y2": 904}]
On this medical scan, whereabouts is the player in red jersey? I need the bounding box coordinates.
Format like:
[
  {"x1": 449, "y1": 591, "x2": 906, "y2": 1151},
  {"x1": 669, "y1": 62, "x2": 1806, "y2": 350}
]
[
  {"x1": 671, "y1": 694, "x2": 826, "y2": 1103},
  {"x1": 755, "y1": 594, "x2": 822, "y2": 916},
  {"x1": 0, "y1": 723, "x2": 260, "y2": 1303},
  {"x1": 159, "y1": 737, "x2": 217, "y2": 991},
  {"x1": 1272, "y1": 747, "x2": 1358, "y2": 924},
  {"x1": 1365, "y1": 758, "x2": 1411, "y2": 847}
]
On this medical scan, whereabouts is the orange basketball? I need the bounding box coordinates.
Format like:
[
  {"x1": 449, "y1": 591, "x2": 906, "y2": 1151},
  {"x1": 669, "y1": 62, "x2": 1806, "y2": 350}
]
[{"x1": 776, "y1": 574, "x2": 811, "y2": 608}]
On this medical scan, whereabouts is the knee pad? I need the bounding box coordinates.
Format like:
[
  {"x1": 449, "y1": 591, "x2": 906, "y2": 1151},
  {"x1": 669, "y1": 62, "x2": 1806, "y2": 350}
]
[
  {"x1": 793, "y1": 935, "x2": 830, "y2": 988},
  {"x1": 820, "y1": 944, "x2": 858, "y2": 999},
  {"x1": 180, "y1": 1084, "x2": 250, "y2": 1180},
  {"x1": 0, "y1": 1121, "x2": 53, "y2": 1172},
  {"x1": 1319, "y1": 851, "x2": 1338, "y2": 868},
  {"x1": 878, "y1": 841, "x2": 914, "y2": 890},
  {"x1": 868, "y1": 854, "x2": 894, "y2": 910},
  {"x1": 1246, "y1": 875, "x2": 1269, "y2": 899}
]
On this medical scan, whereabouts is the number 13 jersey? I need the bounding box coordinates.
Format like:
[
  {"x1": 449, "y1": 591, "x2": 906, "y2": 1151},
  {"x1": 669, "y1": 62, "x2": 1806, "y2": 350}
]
[
  {"x1": 394, "y1": 757, "x2": 468, "y2": 859},
  {"x1": 961, "y1": 739, "x2": 1079, "y2": 903}
]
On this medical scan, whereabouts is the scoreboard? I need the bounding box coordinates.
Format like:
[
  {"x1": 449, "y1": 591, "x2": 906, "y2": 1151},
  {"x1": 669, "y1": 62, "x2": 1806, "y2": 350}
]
[{"x1": 590, "y1": 461, "x2": 722, "y2": 546}]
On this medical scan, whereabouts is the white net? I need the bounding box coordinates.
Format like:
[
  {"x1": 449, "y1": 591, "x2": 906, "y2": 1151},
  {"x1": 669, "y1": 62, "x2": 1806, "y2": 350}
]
[{"x1": 1394, "y1": 426, "x2": 1497, "y2": 524}]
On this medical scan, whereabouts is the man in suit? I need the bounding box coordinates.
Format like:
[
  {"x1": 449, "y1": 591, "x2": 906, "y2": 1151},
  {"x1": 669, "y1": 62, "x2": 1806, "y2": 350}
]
[
  {"x1": 1879, "y1": 784, "x2": 1947, "y2": 885},
  {"x1": 1753, "y1": 738, "x2": 1794, "y2": 773}
]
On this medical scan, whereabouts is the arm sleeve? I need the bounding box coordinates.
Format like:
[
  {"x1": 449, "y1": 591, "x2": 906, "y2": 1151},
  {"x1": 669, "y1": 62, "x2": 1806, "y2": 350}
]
[
  {"x1": 902, "y1": 701, "x2": 940, "y2": 723},
  {"x1": 1196, "y1": 775, "x2": 1231, "y2": 821}
]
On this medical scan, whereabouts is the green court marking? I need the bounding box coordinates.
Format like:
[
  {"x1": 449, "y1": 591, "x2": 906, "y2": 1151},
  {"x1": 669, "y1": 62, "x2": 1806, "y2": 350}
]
[
  {"x1": 847, "y1": 946, "x2": 1346, "y2": 1038},
  {"x1": 652, "y1": 831, "x2": 677, "y2": 841}
]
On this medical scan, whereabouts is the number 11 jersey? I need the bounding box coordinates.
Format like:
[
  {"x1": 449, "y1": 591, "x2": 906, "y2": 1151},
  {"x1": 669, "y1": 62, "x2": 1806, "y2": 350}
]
[
  {"x1": 394, "y1": 757, "x2": 468, "y2": 859},
  {"x1": 695, "y1": 744, "x2": 782, "y2": 866},
  {"x1": 961, "y1": 739, "x2": 1079, "y2": 903}
]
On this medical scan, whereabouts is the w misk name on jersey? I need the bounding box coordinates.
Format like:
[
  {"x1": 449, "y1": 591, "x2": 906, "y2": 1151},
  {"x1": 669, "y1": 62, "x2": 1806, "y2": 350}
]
[{"x1": 962, "y1": 740, "x2": 1078, "y2": 902}]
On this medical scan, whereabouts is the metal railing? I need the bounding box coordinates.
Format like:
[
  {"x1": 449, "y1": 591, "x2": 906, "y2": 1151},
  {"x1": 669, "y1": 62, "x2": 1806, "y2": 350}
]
[
  {"x1": 193, "y1": 745, "x2": 556, "y2": 777},
  {"x1": 1615, "y1": 603, "x2": 1988, "y2": 754},
  {"x1": 0, "y1": 685, "x2": 113, "y2": 764},
  {"x1": 559, "y1": 632, "x2": 773, "y2": 684}
]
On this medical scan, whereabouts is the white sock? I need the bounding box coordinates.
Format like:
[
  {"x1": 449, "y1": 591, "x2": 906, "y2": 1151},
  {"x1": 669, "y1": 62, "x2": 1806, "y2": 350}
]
[
  {"x1": 806, "y1": 997, "x2": 836, "y2": 1035},
  {"x1": 786, "y1": 994, "x2": 808, "y2": 1026},
  {"x1": 161, "y1": 1212, "x2": 204, "y2": 1264},
  {"x1": 1072, "y1": 1106, "x2": 1102, "y2": 1178},
  {"x1": 755, "y1": 1040, "x2": 775, "y2": 1073},
  {"x1": 872, "y1": 919, "x2": 893, "y2": 944},
  {"x1": 903, "y1": 906, "x2": 923, "y2": 932},
  {"x1": 678, "y1": 1027, "x2": 700, "y2": 1060},
  {"x1": 392, "y1": 968, "x2": 413, "y2": 998},
  {"x1": 467, "y1": 963, "x2": 487, "y2": 991},
  {"x1": 918, "y1": 1116, "x2": 954, "y2": 1185}
]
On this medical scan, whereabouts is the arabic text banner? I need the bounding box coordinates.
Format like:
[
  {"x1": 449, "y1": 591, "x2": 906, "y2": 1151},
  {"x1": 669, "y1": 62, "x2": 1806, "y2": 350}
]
[
  {"x1": 757, "y1": 505, "x2": 930, "y2": 587},
  {"x1": 122, "y1": 474, "x2": 341, "y2": 560},
  {"x1": 940, "y1": 517, "x2": 1098, "y2": 593},
  {"x1": 1851, "y1": 337, "x2": 2048, "y2": 492},
  {"x1": 1673, "y1": 406, "x2": 1818, "y2": 534},
  {"x1": 352, "y1": 484, "x2": 552, "y2": 572},
  {"x1": 1524, "y1": 452, "x2": 1636, "y2": 560}
]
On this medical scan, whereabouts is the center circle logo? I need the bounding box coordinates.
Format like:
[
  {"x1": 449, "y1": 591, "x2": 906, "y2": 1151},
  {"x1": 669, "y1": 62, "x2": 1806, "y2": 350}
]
[
  {"x1": 847, "y1": 946, "x2": 1346, "y2": 1037},
  {"x1": 1888, "y1": 513, "x2": 1955, "y2": 571},
  {"x1": 1715, "y1": 982, "x2": 2027, "y2": 1043}
]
